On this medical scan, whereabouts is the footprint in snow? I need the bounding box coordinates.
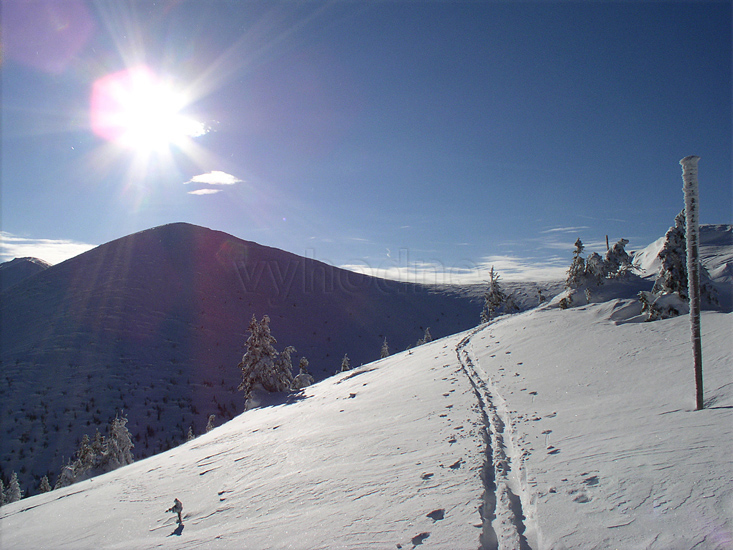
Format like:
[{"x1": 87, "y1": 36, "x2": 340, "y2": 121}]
[
  {"x1": 411, "y1": 532, "x2": 431, "y2": 546},
  {"x1": 426, "y1": 509, "x2": 445, "y2": 521}
]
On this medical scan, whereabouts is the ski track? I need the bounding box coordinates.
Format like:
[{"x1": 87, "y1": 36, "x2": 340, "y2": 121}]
[{"x1": 456, "y1": 327, "x2": 533, "y2": 550}]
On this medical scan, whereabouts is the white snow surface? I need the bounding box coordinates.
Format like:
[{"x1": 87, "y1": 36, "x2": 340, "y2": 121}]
[{"x1": 1, "y1": 305, "x2": 731, "y2": 549}]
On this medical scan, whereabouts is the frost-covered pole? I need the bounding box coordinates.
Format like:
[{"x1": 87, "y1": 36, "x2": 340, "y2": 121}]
[{"x1": 680, "y1": 155, "x2": 703, "y2": 410}]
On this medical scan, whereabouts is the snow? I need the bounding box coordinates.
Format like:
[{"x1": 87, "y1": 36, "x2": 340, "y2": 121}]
[{"x1": 2, "y1": 304, "x2": 731, "y2": 549}]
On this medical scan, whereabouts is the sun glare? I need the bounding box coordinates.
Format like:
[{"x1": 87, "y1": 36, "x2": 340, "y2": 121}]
[{"x1": 91, "y1": 66, "x2": 206, "y2": 153}]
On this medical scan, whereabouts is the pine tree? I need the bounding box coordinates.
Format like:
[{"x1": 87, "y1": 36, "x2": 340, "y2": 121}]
[
  {"x1": 481, "y1": 267, "x2": 507, "y2": 323},
  {"x1": 585, "y1": 252, "x2": 606, "y2": 285},
  {"x1": 566, "y1": 239, "x2": 586, "y2": 289},
  {"x1": 340, "y1": 354, "x2": 351, "y2": 372},
  {"x1": 6, "y1": 471, "x2": 22, "y2": 503},
  {"x1": 238, "y1": 315, "x2": 291, "y2": 400},
  {"x1": 604, "y1": 238, "x2": 632, "y2": 277},
  {"x1": 102, "y1": 413, "x2": 134, "y2": 471},
  {"x1": 0, "y1": 479, "x2": 5, "y2": 506},
  {"x1": 186, "y1": 426, "x2": 195, "y2": 442},
  {"x1": 380, "y1": 338, "x2": 390, "y2": 358},
  {"x1": 38, "y1": 475, "x2": 51, "y2": 493}
]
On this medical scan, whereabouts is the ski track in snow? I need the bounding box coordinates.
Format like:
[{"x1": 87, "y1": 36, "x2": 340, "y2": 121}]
[{"x1": 456, "y1": 327, "x2": 534, "y2": 550}]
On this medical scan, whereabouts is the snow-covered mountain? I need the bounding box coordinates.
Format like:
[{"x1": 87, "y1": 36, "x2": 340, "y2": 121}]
[
  {"x1": 0, "y1": 257, "x2": 50, "y2": 292},
  {"x1": 1, "y1": 302, "x2": 730, "y2": 549},
  {"x1": 2, "y1": 223, "x2": 497, "y2": 494}
]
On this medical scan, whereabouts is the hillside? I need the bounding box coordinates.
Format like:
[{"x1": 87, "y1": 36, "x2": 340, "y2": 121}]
[
  {"x1": 1, "y1": 304, "x2": 730, "y2": 549},
  {"x1": 1, "y1": 223, "x2": 489, "y2": 492},
  {"x1": 0, "y1": 257, "x2": 50, "y2": 292}
]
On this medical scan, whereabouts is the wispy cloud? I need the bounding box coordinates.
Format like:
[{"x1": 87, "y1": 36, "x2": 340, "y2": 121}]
[
  {"x1": 184, "y1": 171, "x2": 243, "y2": 186},
  {"x1": 187, "y1": 188, "x2": 222, "y2": 195},
  {"x1": 1, "y1": 232, "x2": 96, "y2": 265},
  {"x1": 340, "y1": 254, "x2": 566, "y2": 285},
  {"x1": 541, "y1": 226, "x2": 590, "y2": 234}
]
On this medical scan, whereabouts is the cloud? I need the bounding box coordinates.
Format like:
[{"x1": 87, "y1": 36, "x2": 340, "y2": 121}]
[
  {"x1": 1, "y1": 232, "x2": 96, "y2": 265},
  {"x1": 187, "y1": 188, "x2": 221, "y2": 195},
  {"x1": 340, "y1": 254, "x2": 567, "y2": 285},
  {"x1": 540, "y1": 226, "x2": 590, "y2": 234},
  {"x1": 184, "y1": 171, "x2": 242, "y2": 186}
]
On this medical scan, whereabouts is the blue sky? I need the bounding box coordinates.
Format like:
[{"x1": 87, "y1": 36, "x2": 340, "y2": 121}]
[{"x1": 2, "y1": 1, "x2": 730, "y2": 281}]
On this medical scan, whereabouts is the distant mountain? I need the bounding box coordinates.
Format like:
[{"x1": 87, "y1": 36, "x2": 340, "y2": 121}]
[
  {"x1": 0, "y1": 257, "x2": 50, "y2": 291},
  {"x1": 1, "y1": 223, "x2": 492, "y2": 493}
]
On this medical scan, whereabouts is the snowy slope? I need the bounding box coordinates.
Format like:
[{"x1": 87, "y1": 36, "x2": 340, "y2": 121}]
[
  {"x1": 0, "y1": 257, "x2": 49, "y2": 291},
  {"x1": 2, "y1": 305, "x2": 730, "y2": 549},
  {"x1": 0, "y1": 222, "x2": 483, "y2": 493}
]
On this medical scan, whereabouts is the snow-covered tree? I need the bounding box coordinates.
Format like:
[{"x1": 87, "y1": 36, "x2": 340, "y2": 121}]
[
  {"x1": 380, "y1": 338, "x2": 390, "y2": 359},
  {"x1": 291, "y1": 357, "x2": 314, "y2": 391},
  {"x1": 102, "y1": 413, "x2": 134, "y2": 471},
  {"x1": 186, "y1": 426, "x2": 195, "y2": 442},
  {"x1": 340, "y1": 354, "x2": 351, "y2": 372},
  {"x1": 604, "y1": 238, "x2": 632, "y2": 277},
  {"x1": 416, "y1": 327, "x2": 432, "y2": 346},
  {"x1": 0, "y1": 479, "x2": 5, "y2": 506},
  {"x1": 38, "y1": 475, "x2": 51, "y2": 493},
  {"x1": 481, "y1": 267, "x2": 508, "y2": 323},
  {"x1": 238, "y1": 315, "x2": 291, "y2": 400},
  {"x1": 206, "y1": 415, "x2": 216, "y2": 433},
  {"x1": 641, "y1": 209, "x2": 718, "y2": 321},
  {"x1": 6, "y1": 471, "x2": 22, "y2": 503},
  {"x1": 566, "y1": 239, "x2": 586, "y2": 289},
  {"x1": 585, "y1": 252, "x2": 606, "y2": 285}
]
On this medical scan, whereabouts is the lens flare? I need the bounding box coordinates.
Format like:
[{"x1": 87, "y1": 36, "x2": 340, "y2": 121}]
[{"x1": 91, "y1": 65, "x2": 206, "y2": 153}]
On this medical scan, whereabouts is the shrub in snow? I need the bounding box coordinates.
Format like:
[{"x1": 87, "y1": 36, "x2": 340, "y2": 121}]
[
  {"x1": 238, "y1": 315, "x2": 295, "y2": 403},
  {"x1": 291, "y1": 357, "x2": 314, "y2": 391}
]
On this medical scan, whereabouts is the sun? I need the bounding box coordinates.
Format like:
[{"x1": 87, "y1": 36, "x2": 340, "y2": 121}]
[{"x1": 91, "y1": 66, "x2": 206, "y2": 153}]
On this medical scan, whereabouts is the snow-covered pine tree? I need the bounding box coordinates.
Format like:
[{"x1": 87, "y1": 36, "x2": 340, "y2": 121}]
[
  {"x1": 566, "y1": 239, "x2": 586, "y2": 289},
  {"x1": 604, "y1": 238, "x2": 632, "y2": 277},
  {"x1": 6, "y1": 471, "x2": 22, "y2": 503},
  {"x1": 481, "y1": 266, "x2": 507, "y2": 323},
  {"x1": 340, "y1": 353, "x2": 351, "y2": 372},
  {"x1": 272, "y1": 345, "x2": 296, "y2": 393},
  {"x1": 416, "y1": 327, "x2": 432, "y2": 346},
  {"x1": 380, "y1": 338, "x2": 390, "y2": 359},
  {"x1": 291, "y1": 357, "x2": 314, "y2": 390},
  {"x1": 38, "y1": 475, "x2": 51, "y2": 493},
  {"x1": 238, "y1": 315, "x2": 281, "y2": 399},
  {"x1": 0, "y1": 479, "x2": 5, "y2": 506},
  {"x1": 186, "y1": 426, "x2": 195, "y2": 442},
  {"x1": 585, "y1": 252, "x2": 606, "y2": 285},
  {"x1": 102, "y1": 413, "x2": 134, "y2": 471}
]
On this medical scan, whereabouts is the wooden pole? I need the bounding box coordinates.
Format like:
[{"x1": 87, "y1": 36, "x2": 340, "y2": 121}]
[{"x1": 680, "y1": 155, "x2": 703, "y2": 410}]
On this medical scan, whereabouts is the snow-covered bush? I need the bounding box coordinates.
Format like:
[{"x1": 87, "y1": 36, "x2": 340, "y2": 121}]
[
  {"x1": 291, "y1": 357, "x2": 314, "y2": 391},
  {"x1": 238, "y1": 315, "x2": 295, "y2": 403}
]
